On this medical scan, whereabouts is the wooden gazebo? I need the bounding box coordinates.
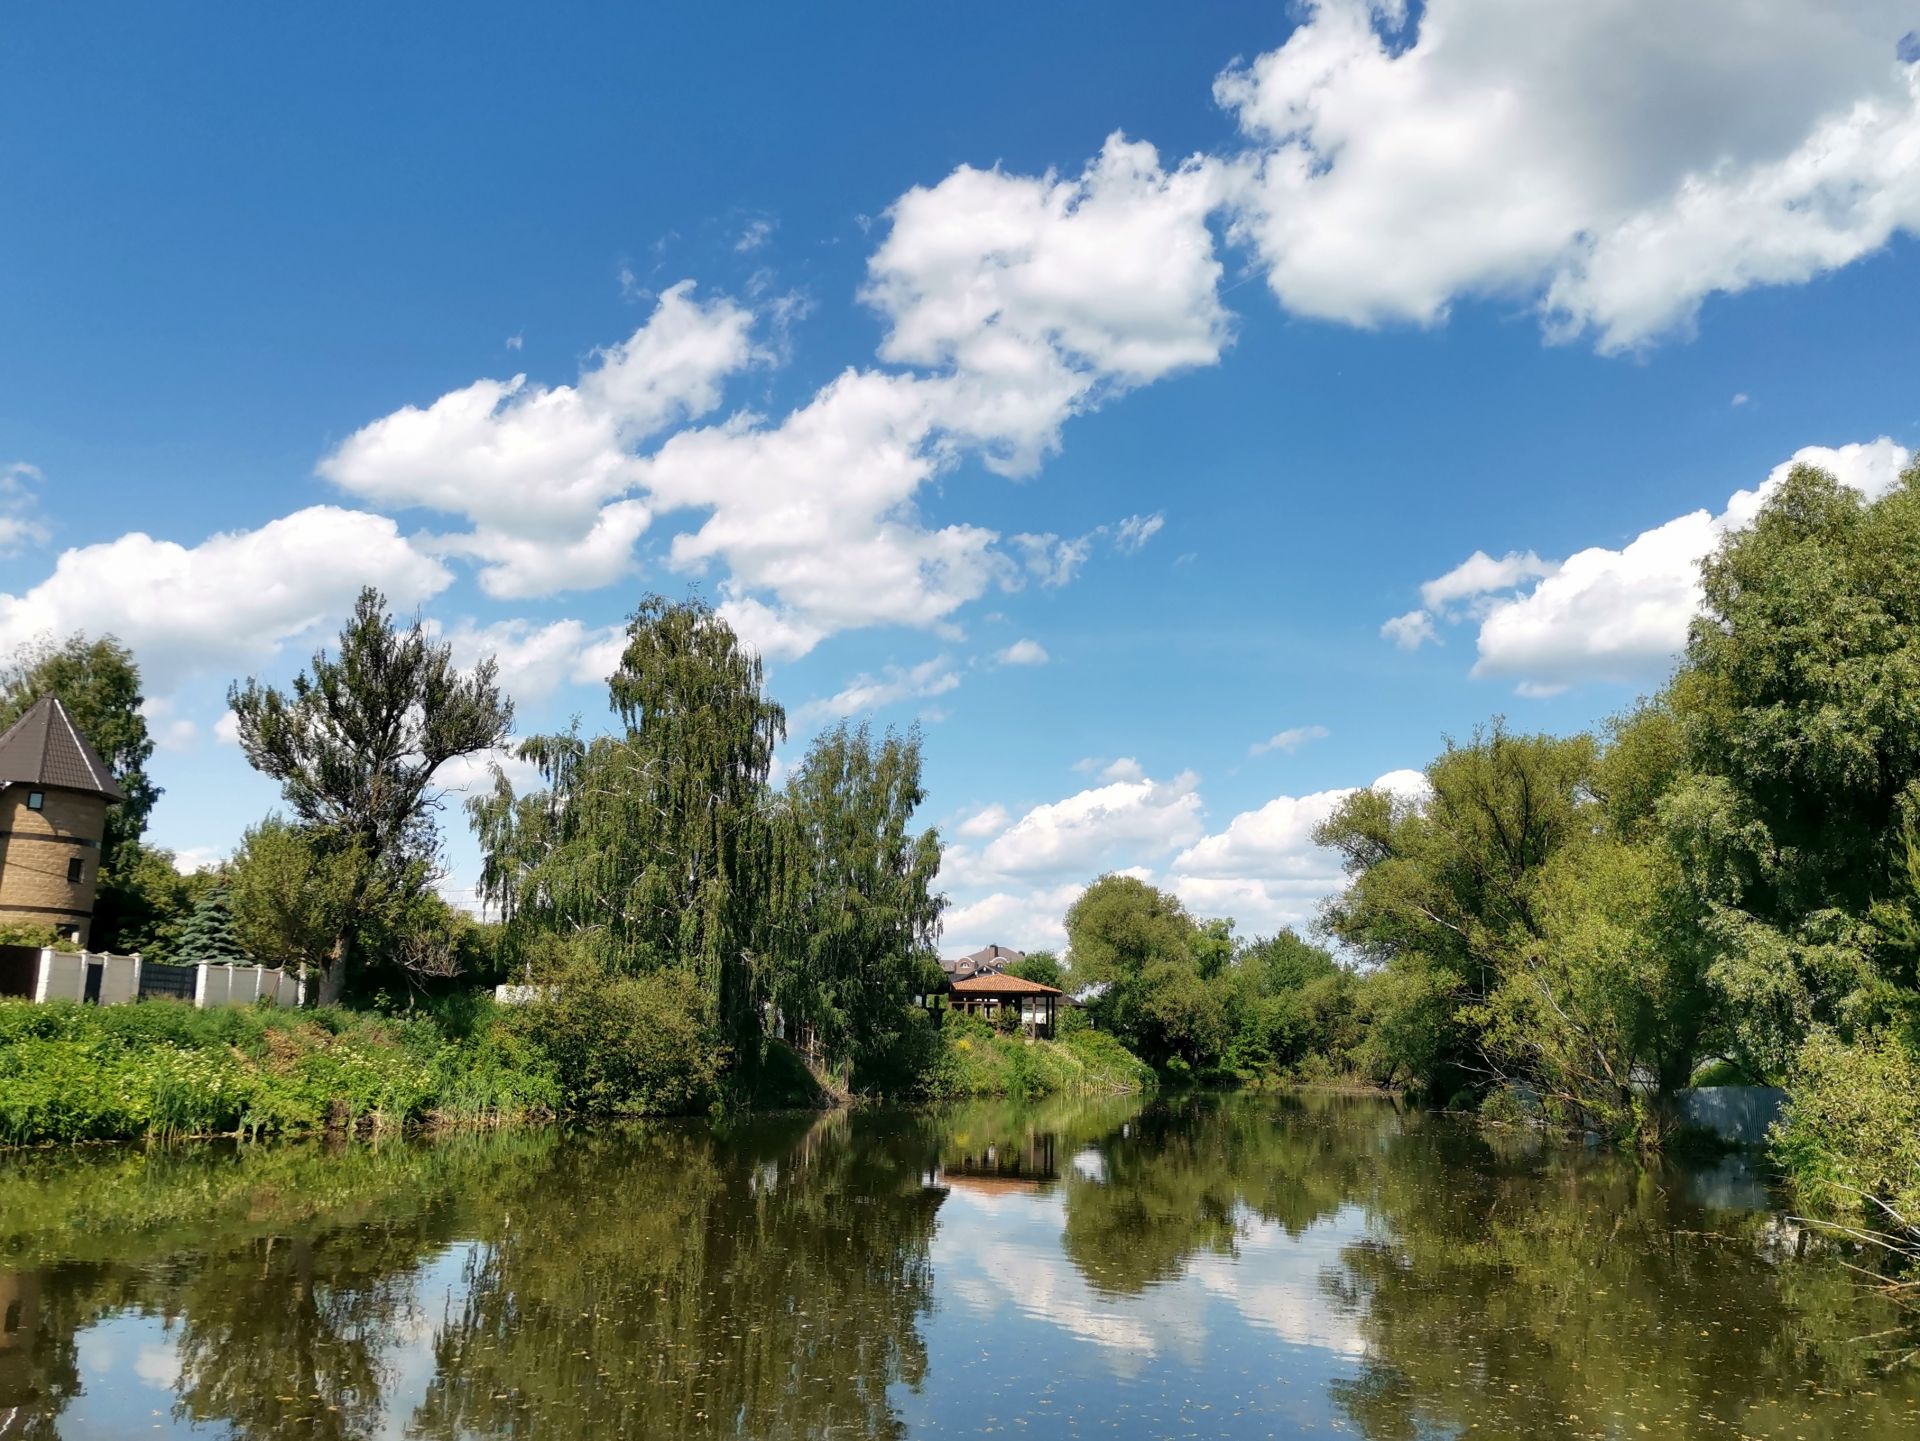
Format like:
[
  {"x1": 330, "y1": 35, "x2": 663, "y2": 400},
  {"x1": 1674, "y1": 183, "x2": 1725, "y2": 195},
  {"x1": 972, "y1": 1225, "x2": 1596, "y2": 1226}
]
[{"x1": 947, "y1": 972, "x2": 1063, "y2": 1037}]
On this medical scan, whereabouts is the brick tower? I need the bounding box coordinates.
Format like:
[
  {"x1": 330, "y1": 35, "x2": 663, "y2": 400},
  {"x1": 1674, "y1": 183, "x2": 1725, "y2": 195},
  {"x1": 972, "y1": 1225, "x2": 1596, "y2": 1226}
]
[{"x1": 0, "y1": 697, "x2": 124, "y2": 946}]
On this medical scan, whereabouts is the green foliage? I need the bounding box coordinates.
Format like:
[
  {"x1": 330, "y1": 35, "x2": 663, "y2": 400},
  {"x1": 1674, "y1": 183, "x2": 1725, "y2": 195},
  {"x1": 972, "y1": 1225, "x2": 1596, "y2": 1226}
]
[
  {"x1": 769, "y1": 722, "x2": 943, "y2": 1077},
  {"x1": 90, "y1": 840, "x2": 214, "y2": 958},
  {"x1": 0, "y1": 995, "x2": 571, "y2": 1145},
  {"x1": 858, "y1": 1011, "x2": 1155, "y2": 1102},
  {"x1": 470, "y1": 595, "x2": 780, "y2": 1064},
  {"x1": 506, "y1": 967, "x2": 725, "y2": 1116},
  {"x1": 173, "y1": 880, "x2": 251, "y2": 964},
  {"x1": 1773, "y1": 1029, "x2": 1920, "y2": 1234},
  {"x1": 228, "y1": 586, "x2": 512, "y2": 1005},
  {"x1": 0, "y1": 631, "x2": 159, "y2": 856},
  {"x1": 0, "y1": 921, "x2": 77, "y2": 952},
  {"x1": 1005, "y1": 949, "x2": 1064, "y2": 988},
  {"x1": 1066, "y1": 874, "x2": 1228, "y2": 1067}
]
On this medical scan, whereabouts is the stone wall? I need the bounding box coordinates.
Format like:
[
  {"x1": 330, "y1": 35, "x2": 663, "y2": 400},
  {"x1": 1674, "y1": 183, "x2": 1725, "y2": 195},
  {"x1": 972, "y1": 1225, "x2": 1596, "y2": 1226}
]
[{"x1": 0, "y1": 785, "x2": 107, "y2": 945}]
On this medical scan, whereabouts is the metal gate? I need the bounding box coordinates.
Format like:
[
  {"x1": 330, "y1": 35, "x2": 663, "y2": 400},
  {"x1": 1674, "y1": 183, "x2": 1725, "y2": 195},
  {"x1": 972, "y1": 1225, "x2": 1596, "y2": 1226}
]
[
  {"x1": 81, "y1": 959, "x2": 103, "y2": 1005},
  {"x1": 136, "y1": 963, "x2": 197, "y2": 1002},
  {"x1": 0, "y1": 945, "x2": 38, "y2": 998}
]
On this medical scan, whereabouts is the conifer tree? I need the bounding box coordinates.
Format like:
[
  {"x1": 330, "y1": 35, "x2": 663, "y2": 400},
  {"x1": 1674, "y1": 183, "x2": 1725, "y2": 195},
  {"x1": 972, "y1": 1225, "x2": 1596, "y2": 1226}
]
[{"x1": 175, "y1": 882, "x2": 251, "y2": 965}]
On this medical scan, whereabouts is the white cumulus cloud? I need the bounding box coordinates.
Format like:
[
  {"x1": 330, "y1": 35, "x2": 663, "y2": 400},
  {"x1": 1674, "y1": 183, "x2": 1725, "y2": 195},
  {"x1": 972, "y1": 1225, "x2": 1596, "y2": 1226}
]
[
  {"x1": 996, "y1": 638, "x2": 1049, "y2": 666},
  {"x1": 0, "y1": 506, "x2": 450, "y2": 691},
  {"x1": 1215, "y1": 0, "x2": 1920, "y2": 351},
  {"x1": 1400, "y1": 437, "x2": 1912, "y2": 693}
]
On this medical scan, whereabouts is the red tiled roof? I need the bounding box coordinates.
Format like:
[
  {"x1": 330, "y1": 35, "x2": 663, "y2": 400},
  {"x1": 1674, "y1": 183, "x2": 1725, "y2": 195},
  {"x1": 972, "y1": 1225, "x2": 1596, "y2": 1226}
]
[{"x1": 951, "y1": 973, "x2": 1062, "y2": 996}]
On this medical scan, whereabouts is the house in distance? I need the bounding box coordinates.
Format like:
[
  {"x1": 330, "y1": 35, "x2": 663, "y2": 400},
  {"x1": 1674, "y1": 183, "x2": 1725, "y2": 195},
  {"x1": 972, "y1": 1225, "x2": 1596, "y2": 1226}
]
[
  {"x1": 936, "y1": 942, "x2": 1064, "y2": 1037},
  {"x1": 0, "y1": 698, "x2": 124, "y2": 947}
]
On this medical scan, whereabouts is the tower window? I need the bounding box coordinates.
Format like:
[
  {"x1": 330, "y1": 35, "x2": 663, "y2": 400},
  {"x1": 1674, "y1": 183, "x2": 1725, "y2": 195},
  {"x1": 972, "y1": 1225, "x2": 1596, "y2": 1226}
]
[
  {"x1": 26, "y1": 791, "x2": 43, "y2": 811},
  {"x1": 68, "y1": 857, "x2": 85, "y2": 883}
]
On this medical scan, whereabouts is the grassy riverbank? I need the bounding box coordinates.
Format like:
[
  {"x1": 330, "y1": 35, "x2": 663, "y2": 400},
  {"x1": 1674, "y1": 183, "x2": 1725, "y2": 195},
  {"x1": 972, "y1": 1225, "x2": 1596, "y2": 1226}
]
[{"x1": 0, "y1": 995, "x2": 1155, "y2": 1146}]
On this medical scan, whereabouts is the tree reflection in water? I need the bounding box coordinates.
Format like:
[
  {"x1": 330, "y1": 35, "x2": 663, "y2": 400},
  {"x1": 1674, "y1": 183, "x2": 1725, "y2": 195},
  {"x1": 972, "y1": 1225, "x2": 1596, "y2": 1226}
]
[{"x1": 0, "y1": 1094, "x2": 1914, "y2": 1440}]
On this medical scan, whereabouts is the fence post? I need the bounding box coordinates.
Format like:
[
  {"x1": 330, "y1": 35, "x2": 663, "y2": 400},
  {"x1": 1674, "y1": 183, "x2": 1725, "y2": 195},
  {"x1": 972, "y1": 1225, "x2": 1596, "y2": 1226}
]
[
  {"x1": 193, "y1": 962, "x2": 207, "y2": 1009},
  {"x1": 31, "y1": 947, "x2": 51, "y2": 1003},
  {"x1": 130, "y1": 953, "x2": 142, "y2": 1003}
]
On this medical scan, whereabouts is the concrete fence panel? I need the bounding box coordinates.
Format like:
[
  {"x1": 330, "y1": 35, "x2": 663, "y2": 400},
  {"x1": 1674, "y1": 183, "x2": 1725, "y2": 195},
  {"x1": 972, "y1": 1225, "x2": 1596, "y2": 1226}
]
[
  {"x1": 35, "y1": 950, "x2": 86, "y2": 1003},
  {"x1": 94, "y1": 952, "x2": 139, "y2": 1005},
  {"x1": 198, "y1": 965, "x2": 232, "y2": 1009}
]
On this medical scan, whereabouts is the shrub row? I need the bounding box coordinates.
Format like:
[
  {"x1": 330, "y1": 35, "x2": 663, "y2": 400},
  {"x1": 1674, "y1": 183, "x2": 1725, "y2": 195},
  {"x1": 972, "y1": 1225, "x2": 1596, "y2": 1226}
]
[{"x1": 0, "y1": 969, "x2": 720, "y2": 1146}]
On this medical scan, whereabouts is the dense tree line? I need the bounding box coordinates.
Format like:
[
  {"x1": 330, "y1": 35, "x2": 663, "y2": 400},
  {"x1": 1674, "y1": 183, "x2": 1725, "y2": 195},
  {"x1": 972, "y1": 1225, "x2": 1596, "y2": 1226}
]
[
  {"x1": 1067, "y1": 458, "x2": 1920, "y2": 1235},
  {"x1": 13, "y1": 455, "x2": 1920, "y2": 1230}
]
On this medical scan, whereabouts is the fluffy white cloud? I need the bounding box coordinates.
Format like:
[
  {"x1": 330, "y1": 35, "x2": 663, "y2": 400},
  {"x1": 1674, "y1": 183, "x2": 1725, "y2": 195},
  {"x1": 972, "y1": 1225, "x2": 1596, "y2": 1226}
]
[
  {"x1": 942, "y1": 768, "x2": 1205, "y2": 889},
  {"x1": 139, "y1": 697, "x2": 198, "y2": 753},
  {"x1": 436, "y1": 617, "x2": 627, "y2": 704},
  {"x1": 713, "y1": 592, "x2": 830, "y2": 662},
  {"x1": 644, "y1": 371, "x2": 1005, "y2": 653},
  {"x1": 319, "y1": 282, "x2": 758, "y2": 596},
  {"x1": 940, "y1": 764, "x2": 1429, "y2": 948},
  {"x1": 1469, "y1": 438, "x2": 1911, "y2": 690},
  {"x1": 1216, "y1": 0, "x2": 1920, "y2": 350},
  {"x1": 954, "y1": 803, "x2": 1011, "y2": 840},
  {"x1": 432, "y1": 499, "x2": 653, "y2": 600},
  {"x1": 797, "y1": 656, "x2": 961, "y2": 721},
  {"x1": 1380, "y1": 608, "x2": 1438, "y2": 651},
  {"x1": 996, "y1": 638, "x2": 1049, "y2": 666},
  {"x1": 866, "y1": 133, "x2": 1230, "y2": 472},
  {"x1": 1250, "y1": 724, "x2": 1329, "y2": 757},
  {"x1": 0, "y1": 506, "x2": 450, "y2": 690},
  {"x1": 942, "y1": 883, "x2": 1084, "y2": 954},
  {"x1": 1419, "y1": 549, "x2": 1557, "y2": 614},
  {"x1": 1168, "y1": 768, "x2": 1428, "y2": 936}
]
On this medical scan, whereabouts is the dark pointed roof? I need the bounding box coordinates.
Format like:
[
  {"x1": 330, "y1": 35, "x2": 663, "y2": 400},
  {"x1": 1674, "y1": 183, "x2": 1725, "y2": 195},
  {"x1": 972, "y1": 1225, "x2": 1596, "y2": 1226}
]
[{"x1": 0, "y1": 697, "x2": 125, "y2": 802}]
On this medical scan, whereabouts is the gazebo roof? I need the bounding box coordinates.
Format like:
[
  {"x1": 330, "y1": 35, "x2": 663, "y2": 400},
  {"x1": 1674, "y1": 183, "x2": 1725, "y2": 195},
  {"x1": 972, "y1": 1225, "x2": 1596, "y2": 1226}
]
[
  {"x1": 0, "y1": 697, "x2": 124, "y2": 801},
  {"x1": 950, "y1": 973, "x2": 1062, "y2": 997}
]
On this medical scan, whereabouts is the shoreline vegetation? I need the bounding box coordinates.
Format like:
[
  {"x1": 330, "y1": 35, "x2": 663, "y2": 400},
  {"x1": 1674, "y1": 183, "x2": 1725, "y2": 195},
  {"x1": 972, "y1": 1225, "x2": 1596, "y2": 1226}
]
[
  {"x1": 6, "y1": 456, "x2": 1920, "y2": 1266},
  {"x1": 0, "y1": 993, "x2": 1158, "y2": 1148}
]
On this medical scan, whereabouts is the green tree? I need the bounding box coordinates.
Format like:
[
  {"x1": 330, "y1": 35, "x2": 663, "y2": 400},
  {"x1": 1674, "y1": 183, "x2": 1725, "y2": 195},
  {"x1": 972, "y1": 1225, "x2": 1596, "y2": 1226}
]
[
  {"x1": 228, "y1": 588, "x2": 512, "y2": 1005},
  {"x1": 174, "y1": 881, "x2": 250, "y2": 964},
  {"x1": 0, "y1": 632, "x2": 159, "y2": 859},
  {"x1": 768, "y1": 722, "x2": 943, "y2": 1077},
  {"x1": 1005, "y1": 950, "x2": 1064, "y2": 988},
  {"x1": 1065, "y1": 875, "x2": 1226, "y2": 1068},
  {"x1": 89, "y1": 840, "x2": 215, "y2": 958},
  {"x1": 1315, "y1": 724, "x2": 1600, "y2": 1102},
  {"x1": 1673, "y1": 460, "x2": 1920, "y2": 1071},
  {"x1": 228, "y1": 818, "x2": 378, "y2": 983},
  {"x1": 470, "y1": 595, "x2": 781, "y2": 1065}
]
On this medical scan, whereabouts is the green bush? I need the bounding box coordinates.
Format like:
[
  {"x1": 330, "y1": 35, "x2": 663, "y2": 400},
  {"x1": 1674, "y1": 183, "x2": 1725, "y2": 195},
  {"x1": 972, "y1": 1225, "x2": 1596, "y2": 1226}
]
[
  {"x1": 507, "y1": 967, "x2": 724, "y2": 1116},
  {"x1": 1773, "y1": 1028, "x2": 1920, "y2": 1230},
  {"x1": 0, "y1": 996, "x2": 563, "y2": 1145}
]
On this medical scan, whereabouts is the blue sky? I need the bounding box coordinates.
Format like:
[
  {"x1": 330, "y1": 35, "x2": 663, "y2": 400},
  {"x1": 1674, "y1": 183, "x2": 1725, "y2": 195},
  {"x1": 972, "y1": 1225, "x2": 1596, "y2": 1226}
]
[{"x1": 6, "y1": 1, "x2": 1920, "y2": 950}]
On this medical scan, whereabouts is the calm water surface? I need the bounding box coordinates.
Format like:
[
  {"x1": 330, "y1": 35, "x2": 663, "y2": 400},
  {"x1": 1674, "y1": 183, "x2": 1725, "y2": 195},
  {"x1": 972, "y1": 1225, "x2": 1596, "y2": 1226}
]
[{"x1": 0, "y1": 1093, "x2": 1915, "y2": 1439}]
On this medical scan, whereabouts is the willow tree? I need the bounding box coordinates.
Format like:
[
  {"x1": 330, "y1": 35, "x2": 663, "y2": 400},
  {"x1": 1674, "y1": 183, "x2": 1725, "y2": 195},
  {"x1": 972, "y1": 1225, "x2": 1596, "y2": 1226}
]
[
  {"x1": 768, "y1": 722, "x2": 944, "y2": 1076},
  {"x1": 471, "y1": 595, "x2": 784, "y2": 1064}
]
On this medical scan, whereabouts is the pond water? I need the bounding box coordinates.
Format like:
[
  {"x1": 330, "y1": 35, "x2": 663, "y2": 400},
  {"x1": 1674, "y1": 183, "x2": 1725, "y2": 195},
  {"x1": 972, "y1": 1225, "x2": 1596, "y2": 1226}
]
[{"x1": 0, "y1": 1092, "x2": 1915, "y2": 1439}]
